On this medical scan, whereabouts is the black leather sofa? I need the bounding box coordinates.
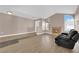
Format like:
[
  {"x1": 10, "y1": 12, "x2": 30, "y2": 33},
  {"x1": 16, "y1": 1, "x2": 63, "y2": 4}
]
[{"x1": 55, "y1": 29, "x2": 79, "y2": 49}]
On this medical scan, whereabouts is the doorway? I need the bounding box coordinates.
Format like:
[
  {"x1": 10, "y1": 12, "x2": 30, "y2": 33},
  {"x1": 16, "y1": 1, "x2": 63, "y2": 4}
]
[{"x1": 35, "y1": 19, "x2": 50, "y2": 35}]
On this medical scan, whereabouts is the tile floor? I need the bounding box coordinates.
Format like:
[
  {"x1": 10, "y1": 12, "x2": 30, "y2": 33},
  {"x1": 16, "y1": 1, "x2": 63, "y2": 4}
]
[{"x1": 0, "y1": 34, "x2": 79, "y2": 53}]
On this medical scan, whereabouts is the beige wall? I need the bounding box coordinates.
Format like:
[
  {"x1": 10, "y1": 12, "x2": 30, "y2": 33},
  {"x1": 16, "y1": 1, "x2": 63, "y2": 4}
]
[
  {"x1": 75, "y1": 6, "x2": 79, "y2": 32},
  {"x1": 16, "y1": 16, "x2": 35, "y2": 33},
  {"x1": 0, "y1": 13, "x2": 35, "y2": 35},
  {"x1": 47, "y1": 14, "x2": 64, "y2": 34},
  {"x1": 47, "y1": 13, "x2": 74, "y2": 34}
]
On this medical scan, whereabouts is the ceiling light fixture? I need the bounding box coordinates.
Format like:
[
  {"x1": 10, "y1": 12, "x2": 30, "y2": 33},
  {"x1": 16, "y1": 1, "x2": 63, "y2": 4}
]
[{"x1": 7, "y1": 11, "x2": 12, "y2": 15}]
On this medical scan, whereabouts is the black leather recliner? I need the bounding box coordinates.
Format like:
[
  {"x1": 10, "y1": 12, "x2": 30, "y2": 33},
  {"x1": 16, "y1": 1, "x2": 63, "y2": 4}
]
[{"x1": 55, "y1": 29, "x2": 79, "y2": 49}]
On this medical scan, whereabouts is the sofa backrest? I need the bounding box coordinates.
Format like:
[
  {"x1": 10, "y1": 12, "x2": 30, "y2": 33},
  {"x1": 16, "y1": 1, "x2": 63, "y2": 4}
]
[
  {"x1": 68, "y1": 29, "x2": 78, "y2": 39},
  {"x1": 72, "y1": 33, "x2": 79, "y2": 42}
]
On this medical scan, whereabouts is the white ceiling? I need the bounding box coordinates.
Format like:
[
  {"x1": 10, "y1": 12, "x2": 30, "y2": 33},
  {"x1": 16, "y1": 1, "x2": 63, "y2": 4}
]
[{"x1": 0, "y1": 5, "x2": 78, "y2": 19}]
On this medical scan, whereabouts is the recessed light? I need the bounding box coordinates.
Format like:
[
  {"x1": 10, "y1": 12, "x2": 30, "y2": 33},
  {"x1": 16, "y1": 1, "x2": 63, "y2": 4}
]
[{"x1": 7, "y1": 11, "x2": 12, "y2": 15}]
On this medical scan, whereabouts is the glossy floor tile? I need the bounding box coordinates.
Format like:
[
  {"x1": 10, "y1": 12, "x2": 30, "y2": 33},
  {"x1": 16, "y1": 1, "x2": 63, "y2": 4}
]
[{"x1": 0, "y1": 34, "x2": 79, "y2": 53}]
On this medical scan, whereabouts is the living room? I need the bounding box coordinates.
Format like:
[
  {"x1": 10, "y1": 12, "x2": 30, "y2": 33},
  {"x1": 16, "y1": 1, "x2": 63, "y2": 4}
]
[{"x1": 0, "y1": 5, "x2": 79, "y2": 53}]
